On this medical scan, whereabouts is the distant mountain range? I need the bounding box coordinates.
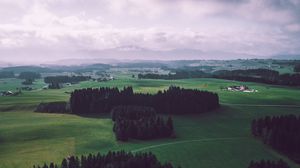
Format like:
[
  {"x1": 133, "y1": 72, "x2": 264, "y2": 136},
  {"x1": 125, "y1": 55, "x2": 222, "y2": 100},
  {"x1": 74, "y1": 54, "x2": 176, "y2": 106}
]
[
  {"x1": 0, "y1": 61, "x2": 13, "y2": 68},
  {"x1": 79, "y1": 46, "x2": 259, "y2": 61},
  {"x1": 1, "y1": 45, "x2": 299, "y2": 67}
]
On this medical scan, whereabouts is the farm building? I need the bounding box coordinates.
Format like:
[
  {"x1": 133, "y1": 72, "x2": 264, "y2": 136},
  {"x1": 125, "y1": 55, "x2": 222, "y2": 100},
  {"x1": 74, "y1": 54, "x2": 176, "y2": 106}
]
[{"x1": 226, "y1": 85, "x2": 258, "y2": 93}]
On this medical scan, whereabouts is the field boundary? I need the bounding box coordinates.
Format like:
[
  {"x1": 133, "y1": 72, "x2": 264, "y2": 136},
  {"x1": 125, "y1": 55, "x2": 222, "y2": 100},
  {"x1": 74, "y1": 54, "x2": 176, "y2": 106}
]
[
  {"x1": 132, "y1": 137, "x2": 249, "y2": 152},
  {"x1": 221, "y1": 103, "x2": 300, "y2": 108}
]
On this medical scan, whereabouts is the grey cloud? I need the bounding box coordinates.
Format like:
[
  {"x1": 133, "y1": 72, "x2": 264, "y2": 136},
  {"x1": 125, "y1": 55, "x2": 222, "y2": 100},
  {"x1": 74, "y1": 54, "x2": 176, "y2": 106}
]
[{"x1": 0, "y1": 0, "x2": 300, "y2": 63}]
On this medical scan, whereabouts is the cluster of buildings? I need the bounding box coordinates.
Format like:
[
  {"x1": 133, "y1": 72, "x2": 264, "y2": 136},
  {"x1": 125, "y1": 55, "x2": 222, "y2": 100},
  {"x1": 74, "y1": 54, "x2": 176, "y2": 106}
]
[
  {"x1": 0, "y1": 90, "x2": 14, "y2": 96},
  {"x1": 225, "y1": 85, "x2": 258, "y2": 93},
  {"x1": 96, "y1": 76, "x2": 115, "y2": 82}
]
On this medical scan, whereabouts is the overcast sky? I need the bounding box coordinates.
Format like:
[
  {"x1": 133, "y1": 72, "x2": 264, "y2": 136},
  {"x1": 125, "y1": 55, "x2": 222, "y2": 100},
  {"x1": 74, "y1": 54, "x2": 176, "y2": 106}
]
[{"x1": 0, "y1": 0, "x2": 300, "y2": 63}]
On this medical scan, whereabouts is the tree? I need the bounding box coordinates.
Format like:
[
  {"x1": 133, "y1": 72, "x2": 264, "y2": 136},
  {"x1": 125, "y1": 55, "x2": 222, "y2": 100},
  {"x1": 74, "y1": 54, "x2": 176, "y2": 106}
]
[
  {"x1": 42, "y1": 163, "x2": 49, "y2": 168},
  {"x1": 294, "y1": 64, "x2": 300, "y2": 72},
  {"x1": 61, "y1": 158, "x2": 68, "y2": 168},
  {"x1": 22, "y1": 78, "x2": 34, "y2": 85},
  {"x1": 166, "y1": 116, "x2": 174, "y2": 135}
]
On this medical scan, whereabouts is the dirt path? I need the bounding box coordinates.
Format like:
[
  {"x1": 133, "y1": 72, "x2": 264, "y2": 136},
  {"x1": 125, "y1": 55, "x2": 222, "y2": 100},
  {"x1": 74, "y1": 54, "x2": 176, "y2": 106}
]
[{"x1": 132, "y1": 137, "x2": 248, "y2": 152}]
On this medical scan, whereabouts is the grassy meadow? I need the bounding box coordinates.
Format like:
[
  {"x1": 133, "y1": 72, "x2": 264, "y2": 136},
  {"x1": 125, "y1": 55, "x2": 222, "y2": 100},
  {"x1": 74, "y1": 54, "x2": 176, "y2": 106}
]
[{"x1": 0, "y1": 75, "x2": 300, "y2": 168}]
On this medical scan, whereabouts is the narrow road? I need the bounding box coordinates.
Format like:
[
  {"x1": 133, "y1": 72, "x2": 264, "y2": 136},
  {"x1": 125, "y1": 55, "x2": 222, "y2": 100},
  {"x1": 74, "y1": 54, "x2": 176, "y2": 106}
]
[{"x1": 132, "y1": 137, "x2": 249, "y2": 152}]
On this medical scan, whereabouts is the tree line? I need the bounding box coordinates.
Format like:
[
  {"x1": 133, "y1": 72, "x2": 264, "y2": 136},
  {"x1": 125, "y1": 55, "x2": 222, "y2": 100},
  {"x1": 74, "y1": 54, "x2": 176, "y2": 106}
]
[
  {"x1": 213, "y1": 69, "x2": 279, "y2": 83},
  {"x1": 112, "y1": 106, "x2": 174, "y2": 141},
  {"x1": 70, "y1": 86, "x2": 219, "y2": 115},
  {"x1": 214, "y1": 69, "x2": 300, "y2": 86},
  {"x1": 138, "y1": 70, "x2": 209, "y2": 80},
  {"x1": 138, "y1": 68, "x2": 300, "y2": 86},
  {"x1": 33, "y1": 151, "x2": 176, "y2": 168},
  {"x1": 35, "y1": 102, "x2": 70, "y2": 113},
  {"x1": 18, "y1": 71, "x2": 41, "y2": 80},
  {"x1": 44, "y1": 76, "x2": 91, "y2": 84},
  {"x1": 248, "y1": 159, "x2": 290, "y2": 168},
  {"x1": 0, "y1": 71, "x2": 15, "y2": 78},
  {"x1": 251, "y1": 115, "x2": 300, "y2": 163},
  {"x1": 18, "y1": 71, "x2": 42, "y2": 85},
  {"x1": 44, "y1": 76, "x2": 91, "y2": 89}
]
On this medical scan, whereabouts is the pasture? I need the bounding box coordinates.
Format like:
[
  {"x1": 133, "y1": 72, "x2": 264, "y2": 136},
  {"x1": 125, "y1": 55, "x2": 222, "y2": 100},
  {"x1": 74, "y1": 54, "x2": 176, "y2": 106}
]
[{"x1": 0, "y1": 76, "x2": 300, "y2": 168}]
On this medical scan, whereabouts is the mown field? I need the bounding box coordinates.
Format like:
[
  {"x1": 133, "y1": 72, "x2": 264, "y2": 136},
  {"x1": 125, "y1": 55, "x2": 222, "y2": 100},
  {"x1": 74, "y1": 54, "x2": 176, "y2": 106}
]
[{"x1": 0, "y1": 76, "x2": 300, "y2": 168}]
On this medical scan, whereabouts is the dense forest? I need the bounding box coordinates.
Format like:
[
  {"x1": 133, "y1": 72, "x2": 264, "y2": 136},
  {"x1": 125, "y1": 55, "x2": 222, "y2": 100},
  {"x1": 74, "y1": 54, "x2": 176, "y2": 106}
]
[
  {"x1": 70, "y1": 86, "x2": 219, "y2": 115},
  {"x1": 112, "y1": 106, "x2": 174, "y2": 141},
  {"x1": 138, "y1": 69, "x2": 300, "y2": 86},
  {"x1": 251, "y1": 115, "x2": 300, "y2": 163},
  {"x1": 0, "y1": 71, "x2": 15, "y2": 78},
  {"x1": 33, "y1": 151, "x2": 176, "y2": 168},
  {"x1": 111, "y1": 105, "x2": 156, "y2": 121},
  {"x1": 248, "y1": 159, "x2": 290, "y2": 168}
]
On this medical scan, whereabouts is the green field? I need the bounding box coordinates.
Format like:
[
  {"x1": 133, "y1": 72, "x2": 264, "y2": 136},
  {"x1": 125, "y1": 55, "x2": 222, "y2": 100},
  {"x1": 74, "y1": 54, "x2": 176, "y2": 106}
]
[{"x1": 1, "y1": 76, "x2": 300, "y2": 168}]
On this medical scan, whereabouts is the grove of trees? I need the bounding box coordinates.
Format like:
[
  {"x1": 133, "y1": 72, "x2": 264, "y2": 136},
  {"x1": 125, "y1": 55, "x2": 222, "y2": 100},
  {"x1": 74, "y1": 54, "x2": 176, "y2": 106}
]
[
  {"x1": 112, "y1": 106, "x2": 174, "y2": 141},
  {"x1": 248, "y1": 159, "x2": 290, "y2": 168},
  {"x1": 70, "y1": 86, "x2": 219, "y2": 115},
  {"x1": 33, "y1": 151, "x2": 176, "y2": 168},
  {"x1": 251, "y1": 115, "x2": 300, "y2": 163}
]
